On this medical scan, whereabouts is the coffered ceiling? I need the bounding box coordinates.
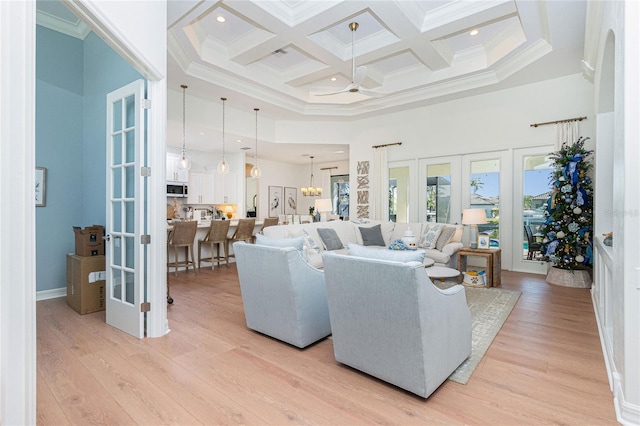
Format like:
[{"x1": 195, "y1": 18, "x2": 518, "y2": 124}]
[
  {"x1": 36, "y1": 0, "x2": 587, "y2": 164},
  {"x1": 167, "y1": 0, "x2": 587, "y2": 119}
]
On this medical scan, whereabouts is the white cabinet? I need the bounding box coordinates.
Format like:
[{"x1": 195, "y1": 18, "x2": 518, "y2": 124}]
[
  {"x1": 166, "y1": 153, "x2": 189, "y2": 183},
  {"x1": 214, "y1": 170, "x2": 238, "y2": 204},
  {"x1": 188, "y1": 172, "x2": 214, "y2": 204}
]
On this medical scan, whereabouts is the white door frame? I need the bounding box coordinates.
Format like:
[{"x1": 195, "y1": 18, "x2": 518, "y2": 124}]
[
  {"x1": 1, "y1": 2, "x2": 167, "y2": 424},
  {"x1": 0, "y1": 2, "x2": 37, "y2": 424}
]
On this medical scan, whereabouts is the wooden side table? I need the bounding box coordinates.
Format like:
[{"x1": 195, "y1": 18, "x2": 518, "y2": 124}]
[{"x1": 457, "y1": 248, "x2": 501, "y2": 287}]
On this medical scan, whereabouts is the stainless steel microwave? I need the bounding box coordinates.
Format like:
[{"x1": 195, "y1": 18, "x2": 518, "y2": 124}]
[{"x1": 167, "y1": 183, "x2": 188, "y2": 197}]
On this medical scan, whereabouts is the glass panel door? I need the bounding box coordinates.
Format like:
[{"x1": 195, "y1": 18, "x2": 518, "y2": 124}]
[
  {"x1": 426, "y1": 163, "x2": 451, "y2": 223},
  {"x1": 331, "y1": 174, "x2": 349, "y2": 218},
  {"x1": 106, "y1": 79, "x2": 146, "y2": 338},
  {"x1": 469, "y1": 159, "x2": 501, "y2": 247},
  {"x1": 512, "y1": 147, "x2": 554, "y2": 273},
  {"x1": 389, "y1": 166, "x2": 409, "y2": 222}
]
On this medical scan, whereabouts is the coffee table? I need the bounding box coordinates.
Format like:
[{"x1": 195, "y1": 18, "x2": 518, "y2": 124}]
[{"x1": 425, "y1": 266, "x2": 460, "y2": 282}]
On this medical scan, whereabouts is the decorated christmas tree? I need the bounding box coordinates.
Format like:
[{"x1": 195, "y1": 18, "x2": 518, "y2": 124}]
[{"x1": 539, "y1": 137, "x2": 594, "y2": 271}]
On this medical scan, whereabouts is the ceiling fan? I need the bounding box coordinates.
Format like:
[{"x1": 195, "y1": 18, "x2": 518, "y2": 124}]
[{"x1": 315, "y1": 22, "x2": 382, "y2": 97}]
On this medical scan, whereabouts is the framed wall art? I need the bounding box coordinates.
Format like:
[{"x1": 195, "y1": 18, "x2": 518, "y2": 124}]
[
  {"x1": 268, "y1": 186, "x2": 282, "y2": 217},
  {"x1": 284, "y1": 186, "x2": 297, "y2": 215},
  {"x1": 35, "y1": 167, "x2": 47, "y2": 207}
]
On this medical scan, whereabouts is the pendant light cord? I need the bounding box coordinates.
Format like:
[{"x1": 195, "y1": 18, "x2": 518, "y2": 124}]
[
  {"x1": 221, "y1": 97, "x2": 227, "y2": 158},
  {"x1": 181, "y1": 84, "x2": 187, "y2": 155},
  {"x1": 254, "y1": 108, "x2": 259, "y2": 163}
]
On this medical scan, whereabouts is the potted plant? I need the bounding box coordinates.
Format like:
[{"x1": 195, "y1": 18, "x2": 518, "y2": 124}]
[{"x1": 539, "y1": 137, "x2": 593, "y2": 288}]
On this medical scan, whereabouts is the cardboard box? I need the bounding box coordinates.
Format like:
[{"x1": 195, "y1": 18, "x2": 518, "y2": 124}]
[
  {"x1": 66, "y1": 254, "x2": 106, "y2": 314},
  {"x1": 73, "y1": 225, "x2": 105, "y2": 256}
]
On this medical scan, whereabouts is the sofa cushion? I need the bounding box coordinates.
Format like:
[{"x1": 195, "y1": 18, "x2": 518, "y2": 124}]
[
  {"x1": 424, "y1": 248, "x2": 450, "y2": 264},
  {"x1": 419, "y1": 223, "x2": 444, "y2": 249},
  {"x1": 255, "y1": 234, "x2": 305, "y2": 251},
  {"x1": 317, "y1": 228, "x2": 345, "y2": 251},
  {"x1": 435, "y1": 226, "x2": 456, "y2": 251},
  {"x1": 358, "y1": 224, "x2": 386, "y2": 246},
  {"x1": 347, "y1": 243, "x2": 426, "y2": 263}
]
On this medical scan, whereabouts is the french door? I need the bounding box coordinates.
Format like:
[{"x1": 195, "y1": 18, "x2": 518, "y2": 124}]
[
  {"x1": 512, "y1": 146, "x2": 554, "y2": 273},
  {"x1": 105, "y1": 79, "x2": 147, "y2": 338}
]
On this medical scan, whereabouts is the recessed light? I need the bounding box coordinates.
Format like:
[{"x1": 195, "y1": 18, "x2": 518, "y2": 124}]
[
  {"x1": 469, "y1": 29, "x2": 479, "y2": 36},
  {"x1": 199, "y1": 132, "x2": 205, "y2": 135},
  {"x1": 236, "y1": 139, "x2": 243, "y2": 143},
  {"x1": 333, "y1": 150, "x2": 344, "y2": 154},
  {"x1": 331, "y1": 77, "x2": 337, "y2": 82},
  {"x1": 216, "y1": 15, "x2": 226, "y2": 23}
]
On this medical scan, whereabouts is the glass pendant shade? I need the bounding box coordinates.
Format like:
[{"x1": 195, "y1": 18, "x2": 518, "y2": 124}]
[
  {"x1": 218, "y1": 97, "x2": 229, "y2": 175},
  {"x1": 217, "y1": 156, "x2": 229, "y2": 175},
  {"x1": 179, "y1": 152, "x2": 191, "y2": 171},
  {"x1": 178, "y1": 84, "x2": 191, "y2": 171},
  {"x1": 250, "y1": 164, "x2": 261, "y2": 178}
]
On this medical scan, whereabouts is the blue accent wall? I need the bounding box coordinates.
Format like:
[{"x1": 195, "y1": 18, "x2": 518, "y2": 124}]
[{"x1": 36, "y1": 27, "x2": 142, "y2": 292}]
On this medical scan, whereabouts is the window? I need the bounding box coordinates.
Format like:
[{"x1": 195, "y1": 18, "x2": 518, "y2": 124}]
[
  {"x1": 469, "y1": 159, "x2": 500, "y2": 246},
  {"x1": 331, "y1": 174, "x2": 349, "y2": 218}
]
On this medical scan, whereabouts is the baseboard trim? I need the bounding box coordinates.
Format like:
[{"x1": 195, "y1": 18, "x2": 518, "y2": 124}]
[{"x1": 36, "y1": 287, "x2": 66, "y2": 301}]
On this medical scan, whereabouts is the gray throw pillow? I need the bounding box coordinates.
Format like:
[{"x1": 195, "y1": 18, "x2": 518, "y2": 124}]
[
  {"x1": 317, "y1": 228, "x2": 344, "y2": 251},
  {"x1": 358, "y1": 224, "x2": 386, "y2": 246},
  {"x1": 435, "y1": 226, "x2": 456, "y2": 251},
  {"x1": 348, "y1": 243, "x2": 426, "y2": 263}
]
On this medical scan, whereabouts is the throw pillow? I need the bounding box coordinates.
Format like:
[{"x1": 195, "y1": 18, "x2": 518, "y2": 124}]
[
  {"x1": 254, "y1": 234, "x2": 305, "y2": 252},
  {"x1": 348, "y1": 243, "x2": 426, "y2": 263},
  {"x1": 419, "y1": 223, "x2": 443, "y2": 249},
  {"x1": 435, "y1": 226, "x2": 456, "y2": 251},
  {"x1": 358, "y1": 224, "x2": 386, "y2": 246},
  {"x1": 317, "y1": 228, "x2": 345, "y2": 251},
  {"x1": 286, "y1": 229, "x2": 321, "y2": 254}
]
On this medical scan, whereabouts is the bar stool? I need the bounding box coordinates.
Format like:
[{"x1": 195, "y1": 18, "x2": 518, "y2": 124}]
[
  {"x1": 198, "y1": 220, "x2": 231, "y2": 269},
  {"x1": 167, "y1": 220, "x2": 198, "y2": 276},
  {"x1": 227, "y1": 218, "x2": 256, "y2": 259},
  {"x1": 259, "y1": 217, "x2": 279, "y2": 234}
]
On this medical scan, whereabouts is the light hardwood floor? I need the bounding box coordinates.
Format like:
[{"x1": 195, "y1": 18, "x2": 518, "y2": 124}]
[{"x1": 37, "y1": 266, "x2": 618, "y2": 425}]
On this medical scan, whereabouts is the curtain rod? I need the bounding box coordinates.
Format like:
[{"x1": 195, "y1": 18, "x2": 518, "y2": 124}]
[
  {"x1": 372, "y1": 141, "x2": 402, "y2": 149},
  {"x1": 320, "y1": 166, "x2": 338, "y2": 171},
  {"x1": 530, "y1": 116, "x2": 587, "y2": 128}
]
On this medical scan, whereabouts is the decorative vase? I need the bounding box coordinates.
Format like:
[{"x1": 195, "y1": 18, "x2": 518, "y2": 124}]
[
  {"x1": 546, "y1": 266, "x2": 592, "y2": 289},
  {"x1": 401, "y1": 227, "x2": 417, "y2": 250}
]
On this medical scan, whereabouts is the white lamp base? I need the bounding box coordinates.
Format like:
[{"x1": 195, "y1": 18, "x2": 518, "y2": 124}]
[{"x1": 470, "y1": 224, "x2": 478, "y2": 249}]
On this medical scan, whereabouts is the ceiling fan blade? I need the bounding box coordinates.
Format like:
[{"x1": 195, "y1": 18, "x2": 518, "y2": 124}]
[
  {"x1": 353, "y1": 66, "x2": 367, "y2": 86},
  {"x1": 357, "y1": 88, "x2": 385, "y2": 98},
  {"x1": 314, "y1": 82, "x2": 355, "y2": 96}
]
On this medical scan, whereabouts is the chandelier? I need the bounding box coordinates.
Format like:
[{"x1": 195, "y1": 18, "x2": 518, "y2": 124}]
[{"x1": 301, "y1": 156, "x2": 322, "y2": 197}]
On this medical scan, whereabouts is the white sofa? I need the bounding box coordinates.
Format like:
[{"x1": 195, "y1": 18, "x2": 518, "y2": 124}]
[{"x1": 262, "y1": 219, "x2": 463, "y2": 269}]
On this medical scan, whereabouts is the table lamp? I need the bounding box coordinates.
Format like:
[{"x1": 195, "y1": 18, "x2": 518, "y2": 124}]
[
  {"x1": 224, "y1": 205, "x2": 234, "y2": 219},
  {"x1": 462, "y1": 208, "x2": 487, "y2": 249},
  {"x1": 314, "y1": 198, "x2": 333, "y2": 222}
]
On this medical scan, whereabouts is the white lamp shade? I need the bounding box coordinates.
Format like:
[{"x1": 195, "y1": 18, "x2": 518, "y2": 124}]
[
  {"x1": 462, "y1": 208, "x2": 487, "y2": 225},
  {"x1": 314, "y1": 198, "x2": 332, "y2": 212}
]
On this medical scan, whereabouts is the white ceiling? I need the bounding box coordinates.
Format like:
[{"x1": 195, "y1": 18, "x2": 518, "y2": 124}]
[{"x1": 37, "y1": 0, "x2": 587, "y2": 165}]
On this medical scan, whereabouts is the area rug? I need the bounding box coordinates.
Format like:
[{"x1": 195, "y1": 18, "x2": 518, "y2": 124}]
[{"x1": 444, "y1": 285, "x2": 521, "y2": 384}]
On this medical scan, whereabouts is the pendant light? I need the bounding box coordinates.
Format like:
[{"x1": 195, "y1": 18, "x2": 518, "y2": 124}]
[
  {"x1": 216, "y1": 97, "x2": 229, "y2": 175},
  {"x1": 301, "y1": 155, "x2": 322, "y2": 197},
  {"x1": 178, "y1": 84, "x2": 192, "y2": 171},
  {"x1": 250, "y1": 108, "x2": 262, "y2": 178}
]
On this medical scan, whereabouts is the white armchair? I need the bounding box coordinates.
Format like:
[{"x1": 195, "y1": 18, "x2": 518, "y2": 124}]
[
  {"x1": 233, "y1": 241, "x2": 331, "y2": 348},
  {"x1": 322, "y1": 251, "x2": 472, "y2": 398}
]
